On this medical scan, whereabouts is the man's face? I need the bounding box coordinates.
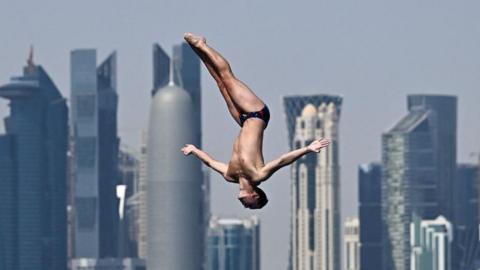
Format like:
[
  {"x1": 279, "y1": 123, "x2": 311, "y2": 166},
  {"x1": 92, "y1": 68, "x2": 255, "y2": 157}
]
[{"x1": 238, "y1": 191, "x2": 260, "y2": 209}]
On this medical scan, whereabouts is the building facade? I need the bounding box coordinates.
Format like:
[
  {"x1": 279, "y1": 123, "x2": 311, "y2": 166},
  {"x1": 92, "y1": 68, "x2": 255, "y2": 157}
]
[
  {"x1": 382, "y1": 95, "x2": 457, "y2": 270},
  {"x1": 452, "y1": 164, "x2": 480, "y2": 270},
  {"x1": 147, "y1": 43, "x2": 204, "y2": 270},
  {"x1": 118, "y1": 146, "x2": 140, "y2": 258},
  {"x1": 71, "y1": 49, "x2": 120, "y2": 258},
  {"x1": 410, "y1": 216, "x2": 453, "y2": 270},
  {"x1": 358, "y1": 163, "x2": 383, "y2": 270},
  {"x1": 0, "y1": 55, "x2": 68, "y2": 270},
  {"x1": 344, "y1": 217, "x2": 360, "y2": 270},
  {"x1": 136, "y1": 130, "x2": 148, "y2": 259},
  {"x1": 207, "y1": 217, "x2": 260, "y2": 270},
  {"x1": 70, "y1": 258, "x2": 146, "y2": 270},
  {"x1": 284, "y1": 95, "x2": 342, "y2": 270}
]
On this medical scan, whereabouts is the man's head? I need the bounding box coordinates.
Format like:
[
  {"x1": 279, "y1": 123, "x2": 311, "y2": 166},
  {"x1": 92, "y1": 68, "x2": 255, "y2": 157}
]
[{"x1": 238, "y1": 187, "x2": 268, "y2": 209}]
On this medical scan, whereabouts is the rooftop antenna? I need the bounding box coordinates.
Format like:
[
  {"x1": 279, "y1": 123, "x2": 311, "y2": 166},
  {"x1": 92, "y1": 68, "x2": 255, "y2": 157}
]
[{"x1": 26, "y1": 45, "x2": 35, "y2": 74}]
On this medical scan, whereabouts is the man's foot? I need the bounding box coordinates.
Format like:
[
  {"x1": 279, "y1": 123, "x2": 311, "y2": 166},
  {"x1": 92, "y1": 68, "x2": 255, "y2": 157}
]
[{"x1": 184, "y1": 33, "x2": 206, "y2": 48}]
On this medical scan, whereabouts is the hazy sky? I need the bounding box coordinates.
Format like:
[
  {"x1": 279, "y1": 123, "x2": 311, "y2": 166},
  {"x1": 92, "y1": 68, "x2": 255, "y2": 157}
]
[{"x1": 1, "y1": 1, "x2": 479, "y2": 269}]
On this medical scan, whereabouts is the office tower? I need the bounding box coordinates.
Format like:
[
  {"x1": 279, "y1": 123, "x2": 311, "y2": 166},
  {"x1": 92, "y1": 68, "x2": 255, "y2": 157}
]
[
  {"x1": 152, "y1": 44, "x2": 170, "y2": 94},
  {"x1": 136, "y1": 130, "x2": 148, "y2": 259},
  {"x1": 344, "y1": 217, "x2": 360, "y2": 270},
  {"x1": 70, "y1": 258, "x2": 146, "y2": 270},
  {"x1": 71, "y1": 49, "x2": 120, "y2": 258},
  {"x1": 118, "y1": 146, "x2": 140, "y2": 258},
  {"x1": 173, "y1": 42, "x2": 202, "y2": 135},
  {"x1": 382, "y1": 95, "x2": 457, "y2": 270},
  {"x1": 147, "y1": 43, "x2": 204, "y2": 270},
  {"x1": 452, "y1": 164, "x2": 479, "y2": 269},
  {"x1": 410, "y1": 215, "x2": 453, "y2": 270},
  {"x1": 283, "y1": 95, "x2": 343, "y2": 270},
  {"x1": 206, "y1": 216, "x2": 260, "y2": 270},
  {"x1": 358, "y1": 163, "x2": 383, "y2": 270},
  {"x1": 0, "y1": 53, "x2": 68, "y2": 270}
]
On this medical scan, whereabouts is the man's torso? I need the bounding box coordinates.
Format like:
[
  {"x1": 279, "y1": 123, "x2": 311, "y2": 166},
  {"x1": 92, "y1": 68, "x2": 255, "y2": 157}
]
[{"x1": 225, "y1": 119, "x2": 266, "y2": 183}]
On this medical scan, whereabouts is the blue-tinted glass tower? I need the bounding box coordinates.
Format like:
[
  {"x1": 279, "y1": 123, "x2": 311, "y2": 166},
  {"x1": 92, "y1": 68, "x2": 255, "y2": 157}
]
[
  {"x1": 0, "y1": 57, "x2": 68, "y2": 270},
  {"x1": 206, "y1": 217, "x2": 260, "y2": 270},
  {"x1": 452, "y1": 164, "x2": 479, "y2": 270},
  {"x1": 71, "y1": 49, "x2": 119, "y2": 258},
  {"x1": 358, "y1": 163, "x2": 383, "y2": 270},
  {"x1": 382, "y1": 95, "x2": 457, "y2": 270}
]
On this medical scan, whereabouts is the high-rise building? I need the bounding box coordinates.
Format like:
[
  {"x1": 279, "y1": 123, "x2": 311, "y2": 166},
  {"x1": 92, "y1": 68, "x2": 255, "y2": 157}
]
[
  {"x1": 358, "y1": 163, "x2": 383, "y2": 270},
  {"x1": 147, "y1": 43, "x2": 204, "y2": 270},
  {"x1": 283, "y1": 95, "x2": 342, "y2": 270},
  {"x1": 0, "y1": 53, "x2": 69, "y2": 270},
  {"x1": 452, "y1": 164, "x2": 479, "y2": 270},
  {"x1": 173, "y1": 42, "x2": 202, "y2": 135},
  {"x1": 71, "y1": 49, "x2": 120, "y2": 258},
  {"x1": 206, "y1": 216, "x2": 260, "y2": 270},
  {"x1": 136, "y1": 130, "x2": 148, "y2": 259},
  {"x1": 344, "y1": 217, "x2": 360, "y2": 270},
  {"x1": 152, "y1": 44, "x2": 170, "y2": 95},
  {"x1": 118, "y1": 145, "x2": 140, "y2": 258},
  {"x1": 410, "y1": 215, "x2": 453, "y2": 270},
  {"x1": 382, "y1": 95, "x2": 457, "y2": 270}
]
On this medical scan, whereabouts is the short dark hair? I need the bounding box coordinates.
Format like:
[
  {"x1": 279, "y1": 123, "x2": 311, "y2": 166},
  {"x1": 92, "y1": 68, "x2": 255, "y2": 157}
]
[{"x1": 250, "y1": 187, "x2": 268, "y2": 209}]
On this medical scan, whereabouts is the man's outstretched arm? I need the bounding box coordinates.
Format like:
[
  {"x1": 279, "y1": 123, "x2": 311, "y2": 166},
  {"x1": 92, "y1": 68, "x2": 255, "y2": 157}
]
[
  {"x1": 181, "y1": 144, "x2": 229, "y2": 180},
  {"x1": 258, "y1": 138, "x2": 330, "y2": 182}
]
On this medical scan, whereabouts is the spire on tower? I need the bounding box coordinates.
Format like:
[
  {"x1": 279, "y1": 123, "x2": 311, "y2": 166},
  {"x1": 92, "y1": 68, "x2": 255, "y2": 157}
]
[{"x1": 26, "y1": 45, "x2": 35, "y2": 74}]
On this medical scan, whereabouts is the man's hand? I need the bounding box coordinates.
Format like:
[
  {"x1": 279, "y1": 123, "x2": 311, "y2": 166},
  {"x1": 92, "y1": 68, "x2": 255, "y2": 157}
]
[
  {"x1": 181, "y1": 144, "x2": 197, "y2": 155},
  {"x1": 307, "y1": 138, "x2": 330, "y2": 153}
]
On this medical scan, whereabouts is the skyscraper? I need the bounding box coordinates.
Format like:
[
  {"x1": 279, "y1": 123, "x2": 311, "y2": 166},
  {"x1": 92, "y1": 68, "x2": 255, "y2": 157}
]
[
  {"x1": 147, "y1": 43, "x2": 204, "y2": 270},
  {"x1": 452, "y1": 164, "x2": 479, "y2": 270},
  {"x1": 118, "y1": 145, "x2": 140, "y2": 258},
  {"x1": 136, "y1": 130, "x2": 148, "y2": 259},
  {"x1": 71, "y1": 49, "x2": 120, "y2": 258},
  {"x1": 344, "y1": 217, "x2": 360, "y2": 270},
  {"x1": 283, "y1": 95, "x2": 342, "y2": 270},
  {"x1": 410, "y1": 215, "x2": 453, "y2": 270},
  {"x1": 358, "y1": 163, "x2": 383, "y2": 270},
  {"x1": 0, "y1": 53, "x2": 68, "y2": 270},
  {"x1": 206, "y1": 216, "x2": 260, "y2": 270},
  {"x1": 382, "y1": 95, "x2": 457, "y2": 270}
]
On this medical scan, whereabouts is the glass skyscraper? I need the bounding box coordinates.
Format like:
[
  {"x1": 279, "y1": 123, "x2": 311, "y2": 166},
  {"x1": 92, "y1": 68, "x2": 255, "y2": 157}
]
[
  {"x1": 0, "y1": 56, "x2": 68, "y2": 270},
  {"x1": 452, "y1": 164, "x2": 479, "y2": 269},
  {"x1": 71, "y1": 49, "x2": 119, "y2": 258},
  {"x1": 382, "y1": 95, "x2": 457, "y2": 270},
  {"x1": 358, "y1": 163, "x2": 383, "y2": 270},
  {"x1": 206, "y1": 217, "x2": 260, "y2": 270},
  {"x1": 283, "y1": 95, "x2": 342, "y2": 270}
]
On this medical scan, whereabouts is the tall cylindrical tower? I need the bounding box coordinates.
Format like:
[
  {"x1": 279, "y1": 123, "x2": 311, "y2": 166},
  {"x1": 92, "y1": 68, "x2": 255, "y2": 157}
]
[{"x1": 147, "y1": 82, "x2": 203, "y2": 270}]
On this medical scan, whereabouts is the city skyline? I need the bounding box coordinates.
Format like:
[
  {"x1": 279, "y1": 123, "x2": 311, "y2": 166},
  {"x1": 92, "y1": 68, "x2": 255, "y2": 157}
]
[{"x1": 1, "y1": 2, "x2": 480, "y2": 270}]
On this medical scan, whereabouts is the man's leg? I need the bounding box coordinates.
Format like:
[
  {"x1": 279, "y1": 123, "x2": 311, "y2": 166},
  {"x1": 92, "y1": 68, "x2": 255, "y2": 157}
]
[
  {"x1": 184, "y1": 33, "x2": 265, "y2": 114},
  {"x1": 188, "y1": 44, "x2": 241, "y2": 125}
]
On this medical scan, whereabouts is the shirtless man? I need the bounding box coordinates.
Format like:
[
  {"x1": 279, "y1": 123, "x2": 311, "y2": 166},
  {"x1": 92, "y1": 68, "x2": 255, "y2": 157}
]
[{"x1": 181, "y1": 33, "x2": 330, "y2": 209}]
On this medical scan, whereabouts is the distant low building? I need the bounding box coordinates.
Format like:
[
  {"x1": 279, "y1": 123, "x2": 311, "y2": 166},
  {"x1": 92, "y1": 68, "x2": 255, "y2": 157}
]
[
  {"x1": 207, "y1": 216, "x2": 260, "y2": 270},
  {"x1": 410, "y1": 215, "x2": 453, "y2": 270},
  {"x1": 70, "y1": 258, "x2": 145, "y2": 270},
  {"x1": 344, "y1": 217, "x2": 360, "y2": 270}
]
